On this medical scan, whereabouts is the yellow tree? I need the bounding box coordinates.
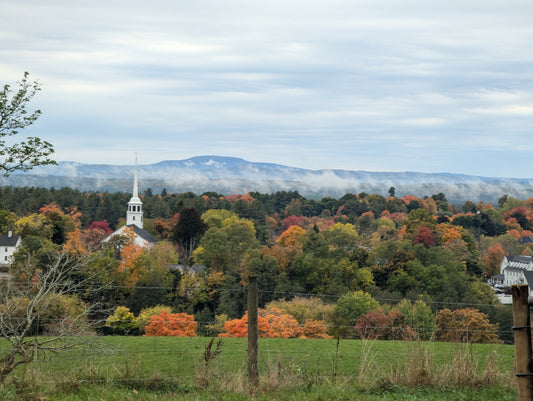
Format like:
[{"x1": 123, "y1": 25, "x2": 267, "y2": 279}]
[
  {"x1": 15, "y1": 214, "x2": 52, "y2": 239},
  {"x1": 323, "y1": 222, "x2": 360, "y2": 254},
  {"x1": 277, "y1": 225, "x2": 306, "y2": 248},
  {"x1": 119, "y1": 243, "x2": 146, "y2": 287},
  {"x1": 39, "y1": 203, "x2": 81, "y2": 245},
  {"x1": 435, "y1": 308, "x2": 500, "y2": 343}
]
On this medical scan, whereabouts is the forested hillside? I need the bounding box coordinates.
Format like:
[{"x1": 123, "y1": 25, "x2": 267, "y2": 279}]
[{"x1": 1, "y1": 186, "x2": 529, "y2": 343}]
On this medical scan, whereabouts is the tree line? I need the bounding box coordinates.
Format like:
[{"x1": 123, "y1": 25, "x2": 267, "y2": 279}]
[{"x1": 1, "y1": 186, "x2": 529, "y2": 346}]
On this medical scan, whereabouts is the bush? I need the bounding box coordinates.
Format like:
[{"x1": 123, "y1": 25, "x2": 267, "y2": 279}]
[
  {"x1": 435, "y1": 308, "x2": 501, "y2": 344},
  {"x1": 136, "y1": 305, "x2": 172, "y2": 334},
  {"x1": 144, "y1": 311, "x2": 198, "y2": 337},
  {"x1": 105, "y1": 306, "x2": 139, "y2": 335}
]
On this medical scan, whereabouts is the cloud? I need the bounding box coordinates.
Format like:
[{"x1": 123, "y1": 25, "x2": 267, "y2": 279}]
[{"x1": 1, "y1": 0, "x2": 533, "y2": 178}]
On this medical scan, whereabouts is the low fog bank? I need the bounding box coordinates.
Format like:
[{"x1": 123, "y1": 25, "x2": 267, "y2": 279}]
[
  {"x1": 3, "y1": 157, "x2": 532, "y2": 204},
  {"x1": 2, "y1": 172, "x2": 532, "y2": 205}
]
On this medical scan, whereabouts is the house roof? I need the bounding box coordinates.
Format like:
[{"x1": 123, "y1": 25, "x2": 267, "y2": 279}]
[
  {"x1": 522, "y1": 271, "x2": 533, "y2": 287},
  {"x1": 0, "y1": 234, "x2": 21, "y2": 247},
  {"x1": 519, "y1": 236, "x2": 533, "y2": 245},
  {"x1": 507, "y1": 255, "x2": 533, "y2": 264},
  {"x1": 503, "y1": 255, "x2": 533, "y2": 272},
  {"x1": 169, "y1": 264, "x2": 206, "y2": 274},
  {"x1": 102, "y1": 224, "x2": 158, "y2": 245},
  {"x1": 504, "y1": 266, "x2": 529, "y2": 273},
  {"x1": 129, "y1": 225, "x2": 158, "y2": 244}
]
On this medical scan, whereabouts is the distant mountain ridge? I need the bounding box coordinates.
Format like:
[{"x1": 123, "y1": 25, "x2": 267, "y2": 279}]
[{"x1": 2, "y1": 155, "x2": 532, "y2": 204}]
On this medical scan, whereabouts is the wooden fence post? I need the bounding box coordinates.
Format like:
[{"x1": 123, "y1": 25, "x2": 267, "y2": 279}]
[
  {"x1": 248, "y1": 276, "x2": 259, "y2": 386},
  {"x1": 512, "y1": 284, "x2": 533, "y2": 401}
]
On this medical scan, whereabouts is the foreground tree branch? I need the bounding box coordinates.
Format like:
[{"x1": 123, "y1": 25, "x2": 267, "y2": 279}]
[
  {"x1": 0, "y1": 252, "x2": 105, "y2": 383},
  {"x1": 0, "y1": 72, "x2": 55, "y2": 175}
]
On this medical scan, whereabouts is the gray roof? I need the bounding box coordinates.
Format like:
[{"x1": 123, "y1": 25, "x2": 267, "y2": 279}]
[
  {"x1": 507, "y1": 255, "x2": 533, "y2": 264},
  {"x1": 0, "y1": 234, "x2": 20, "y2": 247},
  {"x1": 128, "y1": 225, "x2": 158, "y2": 244},
  {"x1": 522, "y1": 271, "x2": 533, "y2": 286},
  {"x1": 169, "y1": 264, "x2": 206, "y2": 274},
  {"x1": 504, "y1": 266, "x2": 529, "y2": 273},
  {"x1": 519, "y1": 237, "x2": 533, "y2": 245}
]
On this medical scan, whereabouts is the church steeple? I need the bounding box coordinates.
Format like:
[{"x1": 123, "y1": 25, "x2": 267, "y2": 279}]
[{"x1": 127, "y1": 153, "x2": 143, "y2": 228}]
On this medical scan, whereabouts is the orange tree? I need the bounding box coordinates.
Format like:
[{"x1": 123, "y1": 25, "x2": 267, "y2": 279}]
[
  {"x1": 144, "y1": 310, "x2": 198, "y2": 337},
  {"x1": 218, "y1": 312, "x2": 269, "y2": 338},
  {"x1": 219, "y1": 308, "x2": 331, "y2": 339}
]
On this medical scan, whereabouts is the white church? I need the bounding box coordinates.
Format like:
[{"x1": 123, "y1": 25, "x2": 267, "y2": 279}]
[{"x1": 102, "y1": 157, "x2": 157, "y2": 249}]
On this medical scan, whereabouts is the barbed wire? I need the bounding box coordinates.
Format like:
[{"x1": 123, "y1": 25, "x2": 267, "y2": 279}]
[{"x1": 4, "y1": 280, "x2": 509, "y2": 309}]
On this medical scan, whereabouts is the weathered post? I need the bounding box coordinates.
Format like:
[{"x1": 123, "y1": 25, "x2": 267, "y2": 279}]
[
  {"x1": 512, "y1": 284, "x2": 533, "y2": 401},
  {"x1": 248, "y1": 276, "x2": 259, "y2": 386}
]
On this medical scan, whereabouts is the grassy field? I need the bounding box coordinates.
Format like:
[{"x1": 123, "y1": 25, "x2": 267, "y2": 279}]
[{"x1": 0, "y1": 336, "x2": 518, "y2": 400}]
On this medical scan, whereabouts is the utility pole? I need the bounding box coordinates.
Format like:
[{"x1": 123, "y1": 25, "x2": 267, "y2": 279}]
[
  {"x1": 512, "y1": 284, "x2": 533, "y2": 401},
  {"x1": 248, "y1": 276, "x2": 259, "y2": 386}
]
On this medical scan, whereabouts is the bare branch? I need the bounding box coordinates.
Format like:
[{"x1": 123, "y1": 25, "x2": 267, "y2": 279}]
[{"x1": 0, "y1": 251, "x2": 108, "y2": 383}]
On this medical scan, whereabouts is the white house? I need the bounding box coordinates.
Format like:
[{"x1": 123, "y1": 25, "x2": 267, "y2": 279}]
[
  {"x1": 499, "y1": 255, "x2": 533, "y2": 287},
  {"x1": 0, "y1": 231, "x2": 21, "y2": 267},
  {"x1": 102, "y1": 156, "x2": 157, "y2": 249}
]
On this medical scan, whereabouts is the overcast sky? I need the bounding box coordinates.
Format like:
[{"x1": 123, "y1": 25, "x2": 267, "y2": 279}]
[{"x1": 1, "y1": 0, "x2": 533, "y2": 178}]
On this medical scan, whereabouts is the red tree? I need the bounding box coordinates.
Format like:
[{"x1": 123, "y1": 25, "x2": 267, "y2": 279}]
[
  {"x1": 355, "y1": 309, "x2": 414, "y2": 340},
  {"x1": 88, "y1": 220, "x2": 113, "y2": 236}
]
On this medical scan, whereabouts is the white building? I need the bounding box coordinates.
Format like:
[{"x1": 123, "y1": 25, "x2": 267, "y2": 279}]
[
  {"x1": 102, "y1": 156, "x2": 157, "y2": 249},
  {"x1": 0, "y1": 231, "x2": 21, "y2": 267},
  {"x1": 499, "y1": 255, "x2": 533, "y2": 287}
]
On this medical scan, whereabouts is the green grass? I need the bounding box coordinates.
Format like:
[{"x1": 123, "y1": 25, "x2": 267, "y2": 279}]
[{"x1": 0, "y1": 336, "x2": 518, "y2": 400}]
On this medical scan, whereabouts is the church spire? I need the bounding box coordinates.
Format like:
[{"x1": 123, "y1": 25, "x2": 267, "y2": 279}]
[
  {"x1": 127, "y1": 153, "x2": 143, "y2": 228},
  {"x1": 132, "y1": 152, "x2": 139, "y2": 199}
]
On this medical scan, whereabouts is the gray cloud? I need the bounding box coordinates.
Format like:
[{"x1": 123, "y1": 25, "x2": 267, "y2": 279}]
[{"x1": 1, "y1": 0, "x2": 532, "y2": 177}]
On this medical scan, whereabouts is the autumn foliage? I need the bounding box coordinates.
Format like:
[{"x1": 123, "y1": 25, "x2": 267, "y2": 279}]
[
  {"x1": 219, "y1": 309, "x2": 331, "y2": 339},
  {"x1": 277, "y1": 225, "x2": 306, "y2": 248},
  {"x1": 354, "y1": 309, "x2": 414, "y2": 340},
  {"x1": 144, "y1": 311, "x2": 198, "y2": 337},
  {"x1": 482, "y1": 243, "x2": 506, "y2": 276},
  {"x1": 435, "y1": 308, "x2": 500, "y2": 344}
]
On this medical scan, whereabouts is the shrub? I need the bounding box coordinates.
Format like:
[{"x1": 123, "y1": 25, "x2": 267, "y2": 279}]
[
  {"x1": 136, "y1": 305, "x2": 172, "y2": 333},
  {"x1": 144, "y1": 311, "x2": 198, "y2": 337},
  {"x1": 265, "y1": 297, "x2": 333, "y2": 324},
  {"x1": 355, "y1": 308, "x2": 414, "y2": 340},
  {"x1": 435, "y1": 308, "x2": 501, "y2": 343},
  {"x1": 105, "y1": 306, "x2": 138, "y2": 335}
]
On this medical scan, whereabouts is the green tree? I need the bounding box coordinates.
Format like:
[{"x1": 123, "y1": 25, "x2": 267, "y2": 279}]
[
  {"x1": 126, "y1": 242, "x2": 177, "y2": 314},
  {"x1": 244, "y1": 250, "x2": 289, "y2": 307},
  {"x1": 172, "y1": 208, "x2": 207, "y2": 266},
  {"x1": 195, "y1": 214, "x2": 259, "y2": 272},
  {"x1": 396, "y1": 299, "x2": 435, "y2": 340},
  {"x1": 0, "y1": 72, "x2": 55, "y2": 175},
  {"x1": 329, "y1": 290, "x2": 380, "y2": 338},
  {"x1": 323, "y1": 222, "x2": 360, "y2": 260}
]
